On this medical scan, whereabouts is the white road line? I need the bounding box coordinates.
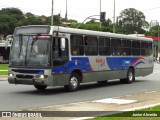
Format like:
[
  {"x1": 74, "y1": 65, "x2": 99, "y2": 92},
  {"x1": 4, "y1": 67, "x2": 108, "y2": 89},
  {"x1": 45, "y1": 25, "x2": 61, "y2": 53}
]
[{"x1": 93, "y1": 98, "x2": 137, "y2": 105}]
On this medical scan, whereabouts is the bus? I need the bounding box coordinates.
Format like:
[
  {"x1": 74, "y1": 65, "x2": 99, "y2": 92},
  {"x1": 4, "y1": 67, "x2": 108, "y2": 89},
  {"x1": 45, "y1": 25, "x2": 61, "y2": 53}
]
[
  {"x1": 0, "y1": 44, "x2": 11, "y2": 63},
  {"x1": 8, "y1": 25, "x2": 154, "y2": 91}
]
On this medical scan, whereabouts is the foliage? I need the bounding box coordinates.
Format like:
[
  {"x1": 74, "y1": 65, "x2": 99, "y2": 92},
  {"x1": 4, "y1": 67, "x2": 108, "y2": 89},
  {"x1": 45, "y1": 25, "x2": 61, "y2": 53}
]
[
  {"x1": 119, "y1": 8, "x2": 146, "y2": 34},
  {"x1": 145, "y1": 25, "x2": 160, "y2": 36},
  {"x1": 0, "y1": 7, "x2": 151, "y2": 37}
]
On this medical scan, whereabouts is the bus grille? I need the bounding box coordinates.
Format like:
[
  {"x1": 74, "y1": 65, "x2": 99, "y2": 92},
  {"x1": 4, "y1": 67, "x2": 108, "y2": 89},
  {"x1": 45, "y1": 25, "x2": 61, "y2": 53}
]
[{"x1": 16, "y1": 74, "x2": 34, "y2": 79}]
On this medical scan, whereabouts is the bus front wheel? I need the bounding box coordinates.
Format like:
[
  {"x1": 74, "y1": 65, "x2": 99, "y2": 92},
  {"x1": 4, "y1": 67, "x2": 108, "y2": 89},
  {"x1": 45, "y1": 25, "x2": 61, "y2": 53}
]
[
  {"x1": 34, "y1": 85, "x2": 47, "y2": 91},
  {"x1": 65, "y1": 73, "x2": 80, "y2": 92}
]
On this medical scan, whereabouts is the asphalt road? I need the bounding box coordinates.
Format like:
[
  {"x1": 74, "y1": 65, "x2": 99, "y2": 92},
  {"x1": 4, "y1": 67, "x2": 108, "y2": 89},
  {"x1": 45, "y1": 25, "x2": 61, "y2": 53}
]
[{"x1": 0, "y1": 63, "x2": 160, "y2": 111}]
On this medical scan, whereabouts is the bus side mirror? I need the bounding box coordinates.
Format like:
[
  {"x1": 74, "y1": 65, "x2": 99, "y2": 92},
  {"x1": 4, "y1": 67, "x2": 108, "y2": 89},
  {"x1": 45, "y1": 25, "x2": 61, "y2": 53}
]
[{"x1": 5, "y1": 35, "x2": 13, "y2": 50}]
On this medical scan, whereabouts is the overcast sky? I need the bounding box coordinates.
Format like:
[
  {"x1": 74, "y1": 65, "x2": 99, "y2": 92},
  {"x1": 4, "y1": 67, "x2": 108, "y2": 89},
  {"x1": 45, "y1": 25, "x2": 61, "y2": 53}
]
[{"x1": 0, "y1": 0, "x2": 160, "y2": 23}]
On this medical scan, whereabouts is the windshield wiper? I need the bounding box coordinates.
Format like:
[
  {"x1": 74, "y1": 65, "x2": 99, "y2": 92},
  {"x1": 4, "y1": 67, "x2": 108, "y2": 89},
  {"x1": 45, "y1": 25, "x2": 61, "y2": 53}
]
[{"x1": 18, "y1": 34, "x2": 23, "y2": 57}]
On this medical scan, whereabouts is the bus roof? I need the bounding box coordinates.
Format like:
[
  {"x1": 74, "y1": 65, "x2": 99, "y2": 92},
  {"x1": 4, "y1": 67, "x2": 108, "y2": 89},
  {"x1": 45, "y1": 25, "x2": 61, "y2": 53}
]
[
  {"x1": 51, "y1": 26, "x2": 153, "y2": 42},
  {"x1": 14, "y1": 25, "x2": 153, "y2": 42}
]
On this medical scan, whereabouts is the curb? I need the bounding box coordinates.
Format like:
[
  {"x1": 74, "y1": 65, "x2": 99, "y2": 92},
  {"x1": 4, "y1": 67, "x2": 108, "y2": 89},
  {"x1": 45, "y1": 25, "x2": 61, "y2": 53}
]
[{"x1": 0, "y1": 76, "x2": 7, "y2": 81}]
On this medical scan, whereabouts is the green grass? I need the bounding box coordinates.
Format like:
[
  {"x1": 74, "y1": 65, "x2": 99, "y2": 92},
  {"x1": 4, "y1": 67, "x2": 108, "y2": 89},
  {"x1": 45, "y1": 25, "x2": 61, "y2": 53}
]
[
  {"x1": 0, "y1": 64, "x2": 8, "y2": 75},
  {"x1": 0, "y1": 64, "x2": 8, "y2": 70},
  {"x1": 92, "y1": 105, "x2": 160, "y2": 120},
  {"x1": 0, "y1": 71, "x2": 8, "y2": 75}
]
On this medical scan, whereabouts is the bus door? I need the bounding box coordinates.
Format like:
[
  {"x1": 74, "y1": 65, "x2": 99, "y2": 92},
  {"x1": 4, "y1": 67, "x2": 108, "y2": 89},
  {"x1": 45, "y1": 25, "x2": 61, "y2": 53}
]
[{"x1": 52, "y1": 37, "x2": 69, "y2": 85}]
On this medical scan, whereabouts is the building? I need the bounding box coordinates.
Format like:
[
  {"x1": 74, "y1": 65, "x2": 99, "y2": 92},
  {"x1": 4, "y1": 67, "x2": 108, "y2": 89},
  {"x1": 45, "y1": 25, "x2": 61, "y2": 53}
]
[{"x1": 150, "y1": 20, "x2": 159, "y2": 28}]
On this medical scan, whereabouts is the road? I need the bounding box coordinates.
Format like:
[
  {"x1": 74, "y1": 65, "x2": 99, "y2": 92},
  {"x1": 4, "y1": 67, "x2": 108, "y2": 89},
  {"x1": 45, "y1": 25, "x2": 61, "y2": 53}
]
[{"x1": 0, "y1": 63, "x2": 160, "y2": 111}]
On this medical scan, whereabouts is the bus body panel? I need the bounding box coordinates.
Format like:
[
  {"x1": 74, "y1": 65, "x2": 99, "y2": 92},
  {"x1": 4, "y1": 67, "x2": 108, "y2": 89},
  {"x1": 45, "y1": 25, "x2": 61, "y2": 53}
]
[{"x1": 51, "y1": 55, "x2": 153, "y2": 84}]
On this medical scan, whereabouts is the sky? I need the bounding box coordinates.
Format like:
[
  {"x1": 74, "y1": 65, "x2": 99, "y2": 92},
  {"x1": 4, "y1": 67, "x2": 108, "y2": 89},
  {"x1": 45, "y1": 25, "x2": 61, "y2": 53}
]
[{"x1": 0, "y1": 0, "x2": 160, "y2": 23}]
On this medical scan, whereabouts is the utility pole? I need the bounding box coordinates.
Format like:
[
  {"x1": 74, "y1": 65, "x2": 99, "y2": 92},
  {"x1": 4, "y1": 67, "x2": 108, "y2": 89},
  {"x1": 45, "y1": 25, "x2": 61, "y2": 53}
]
[
  {"x1": 113, "y1": 0, "x2": 116, "y2": 33},
  {"x1": 51, "y1": 0, "x2": 54, "y2": 26},
  {"x1": 65, "y1": 0, "x2": 68, "y2": 22},
  {"x1": 100, "y1": 0, "x2": 101, "y2": 28}
]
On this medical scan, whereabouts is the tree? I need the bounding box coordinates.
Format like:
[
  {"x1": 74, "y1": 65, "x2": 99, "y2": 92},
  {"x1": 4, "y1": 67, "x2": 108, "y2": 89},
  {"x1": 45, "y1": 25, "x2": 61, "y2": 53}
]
[
  {"x1": 119, "y1": 8, "x2": 146, "y2": 34},
  {"x1": 25, "y1": 12, "x2": 35, "y2": 18},
  {"x1": 145, "y1": 25, "x2": 160, "y2": 36},
  {"x1": 0, "y1": 8, "x2": 24, "y2": 20},
  {"x1": 0, "y1": 8, "x2": 24, "y2": 36},
  {"x1": 0, "y1": 14, "x2": 17, "y2": 36}
]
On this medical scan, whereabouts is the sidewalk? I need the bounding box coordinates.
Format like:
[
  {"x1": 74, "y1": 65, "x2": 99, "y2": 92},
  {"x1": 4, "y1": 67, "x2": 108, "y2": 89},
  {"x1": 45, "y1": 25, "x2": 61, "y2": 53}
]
[
  {"x1": 31, "y1": 90, "x2": 160, "y2": 119},
  {"x1": 1, "y1": 91, "x2": 160, "y2": 120},
  {"x1": 0, "y1": 75, "x2": 7, "y2": 81}
]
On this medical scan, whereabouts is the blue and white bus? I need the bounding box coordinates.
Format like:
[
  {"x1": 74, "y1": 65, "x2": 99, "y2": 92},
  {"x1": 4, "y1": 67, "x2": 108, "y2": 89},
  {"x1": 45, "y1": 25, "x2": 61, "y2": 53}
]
[{"x1": 8, "y1": 25, "x2": 153, "y2": 91}]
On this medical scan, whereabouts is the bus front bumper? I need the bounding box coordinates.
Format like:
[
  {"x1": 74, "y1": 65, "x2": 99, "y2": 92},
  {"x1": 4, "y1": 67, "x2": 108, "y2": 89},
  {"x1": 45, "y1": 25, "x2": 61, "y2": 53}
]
[{"x1": 8, "y1": 77, "x2": 47, "y2": 86}]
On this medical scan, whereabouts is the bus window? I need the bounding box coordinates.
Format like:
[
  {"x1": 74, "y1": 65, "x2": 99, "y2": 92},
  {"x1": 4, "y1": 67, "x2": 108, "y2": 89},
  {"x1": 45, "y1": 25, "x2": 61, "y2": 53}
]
[
  {"x1": 141, "y1": 42, "x2": 148, "y2": 56},
  {"x1": 99, "y1": 37, "x2": 111, "y2": 55},
  {"x1": 111, "y1": 38, "x2": 121, "y2": 56},
  {"x1": 148, "y1": 42, "x2": 152, "y2": 56},
  {"x1": 122, "y1": 39, "x2": 131, "y2": 56},
  {"x1": 85, "y1": 36, "x2": 98, "y2": 55},
  {"x1": 70, "y1": 35, "x2": 84, "y2": 55},
  {"x1": 132, "y1": 41, "x2": 140, "y2": 56}
]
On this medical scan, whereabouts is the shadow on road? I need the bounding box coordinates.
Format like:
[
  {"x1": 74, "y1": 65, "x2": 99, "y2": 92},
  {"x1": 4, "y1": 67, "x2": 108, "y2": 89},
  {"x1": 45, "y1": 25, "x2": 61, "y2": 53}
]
[{"x1": 11, "y1": 79, "x2": 146, "y2": 95}]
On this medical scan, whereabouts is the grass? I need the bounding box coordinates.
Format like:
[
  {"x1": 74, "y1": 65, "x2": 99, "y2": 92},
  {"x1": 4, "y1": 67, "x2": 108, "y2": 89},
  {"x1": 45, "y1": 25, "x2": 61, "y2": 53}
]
[
  {"x1": 0, "y1": 71, "x2": 8, "y2": 75},
  {"x1": 0, "y1": 64, "x2": 8, "y2": 75},
  {"x1": 0, "y1": 64, "x2": 8, "y2": 70},
  {"x1": 92, "y1": 105, "x2": 160, "y2": 120}
]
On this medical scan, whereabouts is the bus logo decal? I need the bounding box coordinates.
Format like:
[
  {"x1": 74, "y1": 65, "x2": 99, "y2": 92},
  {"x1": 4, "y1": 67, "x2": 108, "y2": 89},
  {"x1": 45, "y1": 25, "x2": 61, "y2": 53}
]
[
  {"x1": 122, "y1": 60, "x2": 131, "y2": 66},
  {"x1": 131, "y1": 57, "x2": 145, "y2": 67}
]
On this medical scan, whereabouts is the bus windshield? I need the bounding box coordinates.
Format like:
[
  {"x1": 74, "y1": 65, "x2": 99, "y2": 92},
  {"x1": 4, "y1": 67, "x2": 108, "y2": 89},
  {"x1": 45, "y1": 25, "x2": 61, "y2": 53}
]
[{"x1": 9, "y1": 35, "x2": 51, "y2": 68}]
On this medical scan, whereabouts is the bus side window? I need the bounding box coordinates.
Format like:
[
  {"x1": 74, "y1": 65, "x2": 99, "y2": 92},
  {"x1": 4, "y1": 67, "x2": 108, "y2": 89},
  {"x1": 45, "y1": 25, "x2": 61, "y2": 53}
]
[
  {"x1": 71, "y1": 35, "x2": 84, "y2": 56},
  {"x1": 122, "y1": 39, "x2": 131, "y2": 56},
  {"x1": 85, "y1": 36, "x2": 98, "y2": 55},
  {"x1": 111, "y1": 38, "x2": 121, "y2": 56}
]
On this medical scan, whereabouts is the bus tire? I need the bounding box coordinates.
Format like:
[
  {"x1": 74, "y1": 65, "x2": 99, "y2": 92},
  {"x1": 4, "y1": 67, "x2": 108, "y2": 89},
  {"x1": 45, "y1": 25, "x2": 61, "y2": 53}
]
[
  {"x1": 34, "y1": 85, "x2": 47, "y2": 91},
  {"x1": 121, "y1": 68, "x2": 134, "y2": 84},
  {"x1": 65, "y1": 73, "x2": 80, "y2": 92}
]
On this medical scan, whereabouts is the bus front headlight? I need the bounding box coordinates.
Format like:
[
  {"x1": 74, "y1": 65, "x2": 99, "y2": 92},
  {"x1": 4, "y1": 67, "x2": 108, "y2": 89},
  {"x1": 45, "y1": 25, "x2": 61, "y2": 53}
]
[
  {"x1": 9, "y1": 73, "x2": 13, "y2": 77},
  {"x1": 36, "y1": 75, "x2": 48, "y2": 79}
]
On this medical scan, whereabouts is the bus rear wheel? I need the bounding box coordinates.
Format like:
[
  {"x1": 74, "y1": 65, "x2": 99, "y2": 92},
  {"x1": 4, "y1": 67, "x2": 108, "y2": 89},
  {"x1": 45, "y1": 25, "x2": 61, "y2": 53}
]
[
  {"x1": 65, "y1": 73, "x2": 80, "y2": 92},
  {"x1": 120, "y1": 68, "x2": 134, "y2": 84},
  {"x1": 34, "y1": 85, "x2": 47, "y2": 91}
]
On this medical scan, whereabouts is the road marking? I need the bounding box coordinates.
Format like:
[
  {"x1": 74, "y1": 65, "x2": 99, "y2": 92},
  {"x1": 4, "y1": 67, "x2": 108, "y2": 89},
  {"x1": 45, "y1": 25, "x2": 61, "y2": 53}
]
[{"x1": 93, "y1": 98, "x2": 137, "y2": 104}]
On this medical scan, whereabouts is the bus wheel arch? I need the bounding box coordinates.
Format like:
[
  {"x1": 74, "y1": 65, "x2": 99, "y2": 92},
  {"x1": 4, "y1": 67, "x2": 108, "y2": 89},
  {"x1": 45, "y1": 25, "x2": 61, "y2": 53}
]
[
  {"x1": 71, "y1": 69, "x2": 83, "y2": 83},
  {"x1": 65, "y1": 69, "x2": 82, "y2": 92},
  {"x1": 120, "y1": 67, "x2": 135, "y2": 84}
]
